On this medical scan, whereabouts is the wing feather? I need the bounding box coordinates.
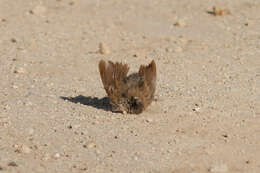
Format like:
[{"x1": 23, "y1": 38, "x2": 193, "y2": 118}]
[
  {"x1": 138, "y1": 60, "x2": 157, "y2": 92},
  {"x1": 98, "y1": 60, "x2": 129, "y2": 96}
]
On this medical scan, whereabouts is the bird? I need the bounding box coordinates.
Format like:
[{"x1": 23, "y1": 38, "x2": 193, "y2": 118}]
[{"x1": 98, "y1": 59, "x2": 157, "y2": 114}]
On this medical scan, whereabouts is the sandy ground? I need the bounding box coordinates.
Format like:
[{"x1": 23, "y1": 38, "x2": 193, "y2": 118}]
[{"x1": 0, "y1": 0, "x2": 260, "y2": 172}]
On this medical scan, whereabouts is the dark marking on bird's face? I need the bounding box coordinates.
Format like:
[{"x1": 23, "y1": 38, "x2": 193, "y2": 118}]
[{"x1": 129, "y1": 96, "x2": 143, "y2": 114}]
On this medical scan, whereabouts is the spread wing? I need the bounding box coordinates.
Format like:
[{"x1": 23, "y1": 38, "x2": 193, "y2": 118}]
[
  {"x1": 126, "y1": 60, "x2": 157, "y2": 113},
  {"x1": 138, "y1": 60, "x2": 157, "y2": 95},
  {"x1": 98, "y1": 60, "x2": 129, "y2": 97}
]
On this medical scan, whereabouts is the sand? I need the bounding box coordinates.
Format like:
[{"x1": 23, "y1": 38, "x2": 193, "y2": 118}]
[{"x1": 0, "y1": 0, "x2": 259, "y2": 172}]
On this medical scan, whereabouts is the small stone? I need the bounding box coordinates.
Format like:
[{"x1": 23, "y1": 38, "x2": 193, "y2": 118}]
[
  {"x1": 91, "y1": 120, "x2": 100, "y2": 125},
  {"x1": 192, "y1": 107, "x2": 200, "y2": 112},
  {"x1": 174, "y1": 19, "x2": 186, "y2": 27},
  {"x1": 4, "y1": 104, "x2": 10, "y2": 110},
  {"x1": 14, "y1": 67, "x2": 27, "y2": 74},
  {"x1": 73, "y1": 124, "x2": 81, "y2": 129},
  {"x1": 205, "y1": 148, "x2": 215, "y2": 155},
  {"x1": 95, "y1": 149, "x2": 101, "y2": 155},
  {"x1": 11, "y1": 38, "x2": 17, "y2": 43},
  {"x1": 179, "y1": 37, "x2": 189, "y2": 44},
  {"x1": 53, "y1": 153, "x2": 61, "y2": 159},
  {"x1": 12, "y1": 84, "x2": 18, "y2": 89},
  {"x1": 87, "y1": 142, "x2": 96, "y2": 149},
  {"x1": 27, "y1": 128, "x2": 34, "y2": 136},
  {"x1": 222, "y1": 134, "x2": 228, "y2": 138},
  {"x1": 165, "y1": 47, "x2": 173, "y2": 52},
  {"x1": 211, "y1": 6, "x2": 231, "y2": 16},
  {"x1": 99, "y1": 42, "x2": 110, "y2": 55},
  {"x1": 42, "y1": 153, "x2": 51, "y2": 161},
  {"x1": 31, "y1": 5, "x2": 47, "y2": 16},
  {"x1": 209, "y1": 164, "x2": 228, "y2": 173},
  {"x1": 21, "y1": 144, "x2": 32, "y2": 154},
  {"x1": 14, "y1": 144, "x2": 31, "y2": 154},
  {"x1": 164, "y1": 36, "x2": 176, "y2": 42},
  {"x1": 145, "y1": 118, "x2": 153, "y2": 123},
  {"x1": 25, "y1": 101, "x2": 33, "y2": 106},
  {"x1": 0, "y1": 166, "x2": 3, "y2": 170},
  {"x1": 133, "y1": 156, "x2": 138, "y2": 160},
  {"x1": 174, "y1": 47, "x2": 183, "y2": 52},
  {"x1": 46, "y1": 83, "x2": 54, "y2": 87},
  {"x1": 13, "y1": 144, "x2": 19, "y2": 149},
  {"x1": 8, "y1": 161, "x2": 18, "y2": 167}
]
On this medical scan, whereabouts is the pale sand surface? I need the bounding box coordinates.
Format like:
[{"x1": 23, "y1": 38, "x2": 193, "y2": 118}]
[{"x1": 0, "y1": 0, "x2": 260, "y2": 172}]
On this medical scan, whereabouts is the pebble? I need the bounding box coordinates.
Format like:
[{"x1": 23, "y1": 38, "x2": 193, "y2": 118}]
[
  {"x1": 95, "y1": 149, "x2": 101, "y2": 155},
  {"x1": 4, "y1": 104, "x2": 10, "y2": 110},
  {"x1": 12, "y1": 85, "x2": 18, "y2": 89},
  {"x1": 209, "y1": 164, "x2": 228, "y2": 173},
  {"x1": 14, "y1": 67, "x2": 27, "y2": 74},
  {"x1": 245, "y1": 160, "x2": 250, "y2": 164},
  {"x1": 21, "y1": 144, "x2": 32, "y2": 154},
  {"x1": 11, "y1": 38, "x2": 17, "y2": 43},
  {"x1": 8, "y1": 161, "x2": 18, "y2": 167},
  {"x1": 205, "y1": 148, "x2": 215, "y2": 155},
  {"x1": 31, "y1": 5, "x2": 47, "y2": 16},
  {"x1": 25, "y1": 101, "x2": 33, "y2": 106},
  {"x1": 179, "y1": 37, "x2": 189, "y2": 44},
  {"x1": 174, "y1": 47, "x2": 183, "y2": 53},
  {"x1": 87, "y1": 141, "x2": 96, "y2": 149},
  {"x1": 14, "y1": 144, "x2": 31, "y2": 154},
  {"x1": 42, "y1": 153, "x2": 51, "y2": 161},
  {"x1": 174, "y1": 19, "x2": 186, "y2": 27},
  {"x1": 192, "y1": 107, "x2": 200, "y2": 112},
  {"x1": 165, "y1": 47, "x2": 172, "y2": 52},
  {"x1": 133, "y1": 156, "x2": 138, "y2": 160},
  {"x1": 211, "y1": 6, "x2": 231, "y2": 16},
  {"x1": 145, "y1": 118, "x2": 153, "y2": 123},
  {"x1": 53, "y1": 153, "x2": 61, "y2": 159},
  {"x1": 27, "y1": 128, "x2": 34, "y2": 136},
  {"x1": 99, "y1": 42, "x2": 110, "y2": 55}
]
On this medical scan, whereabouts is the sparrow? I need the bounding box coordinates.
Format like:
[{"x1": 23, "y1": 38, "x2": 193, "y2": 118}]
[{"x1": 98, "y1": 59, "x2": 157, "y2": 114}]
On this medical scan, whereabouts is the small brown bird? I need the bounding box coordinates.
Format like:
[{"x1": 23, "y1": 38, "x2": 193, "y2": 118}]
[{"x1": 98, "y1": 59, "x2": 157, "y2": 114}]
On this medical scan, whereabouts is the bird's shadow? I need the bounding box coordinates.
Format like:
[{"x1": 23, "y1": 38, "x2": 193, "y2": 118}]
[{"x1": 60, "y1": 95, "x2": 112, "y2": 111}]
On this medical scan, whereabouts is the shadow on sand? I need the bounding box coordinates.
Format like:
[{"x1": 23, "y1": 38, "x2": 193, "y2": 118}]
[{"x1": 60, "y1": 95, "x2": 111, "y2": 112}]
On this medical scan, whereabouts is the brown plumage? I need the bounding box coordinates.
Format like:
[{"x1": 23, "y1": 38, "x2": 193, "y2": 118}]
[{"x1": 98, "y1": 60, "x2": 157, "y2": 114}]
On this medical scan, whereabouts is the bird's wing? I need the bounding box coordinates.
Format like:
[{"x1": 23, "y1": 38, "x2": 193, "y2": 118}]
[
  {"x1": 98, "y1": 60, "x2": 129, "y2": 97},
  {"x1": 138, "y1": 60, "x2": 157, "y2": 93}
]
